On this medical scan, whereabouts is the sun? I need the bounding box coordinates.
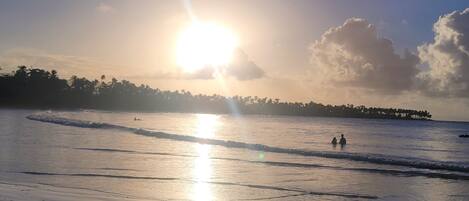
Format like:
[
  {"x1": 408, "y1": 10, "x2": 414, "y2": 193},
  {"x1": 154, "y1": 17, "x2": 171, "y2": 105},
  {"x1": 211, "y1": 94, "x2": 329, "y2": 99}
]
[{"x1": 176, "y1": 21, "x2": 238, "y2": 72}]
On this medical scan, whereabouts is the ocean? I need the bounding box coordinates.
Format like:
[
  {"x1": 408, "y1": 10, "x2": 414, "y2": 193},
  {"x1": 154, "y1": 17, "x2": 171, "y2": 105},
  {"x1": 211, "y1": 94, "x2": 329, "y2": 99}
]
[{"x1": 0, "y1": 109, "x2": 468, "y2": 200}]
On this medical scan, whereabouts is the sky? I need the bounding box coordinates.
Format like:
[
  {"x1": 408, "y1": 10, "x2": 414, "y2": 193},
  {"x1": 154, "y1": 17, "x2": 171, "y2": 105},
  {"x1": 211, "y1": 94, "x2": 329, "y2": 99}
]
[{"x1": 1, "y1": 0, "x2": 469, "y2": 121}]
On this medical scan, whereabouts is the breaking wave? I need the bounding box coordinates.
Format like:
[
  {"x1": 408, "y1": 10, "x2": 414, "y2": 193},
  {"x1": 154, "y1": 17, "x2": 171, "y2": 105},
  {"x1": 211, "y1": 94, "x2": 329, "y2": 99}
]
[
  {"x1": 27, "y1": 114, "x2": 469, "y2": 173},
  {"x1": 74, "y1": 147, "x2": 469, "y2": 180}
]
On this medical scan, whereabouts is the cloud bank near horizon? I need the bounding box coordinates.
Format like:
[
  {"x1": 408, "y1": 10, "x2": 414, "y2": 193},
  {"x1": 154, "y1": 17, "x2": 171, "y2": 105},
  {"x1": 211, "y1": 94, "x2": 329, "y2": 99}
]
[
  {"x1": 0, "y1": 48, "x2": 265, "y2": 81},
  {"x1": 124, "y1": 49, "x2": 265, "y2": 81}
]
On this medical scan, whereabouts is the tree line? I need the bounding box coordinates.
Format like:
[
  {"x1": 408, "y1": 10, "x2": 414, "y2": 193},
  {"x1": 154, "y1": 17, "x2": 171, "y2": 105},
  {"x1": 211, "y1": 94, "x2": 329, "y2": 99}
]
[{"x1": 0, "y1": 66, "x2": 432, "y2": 120}]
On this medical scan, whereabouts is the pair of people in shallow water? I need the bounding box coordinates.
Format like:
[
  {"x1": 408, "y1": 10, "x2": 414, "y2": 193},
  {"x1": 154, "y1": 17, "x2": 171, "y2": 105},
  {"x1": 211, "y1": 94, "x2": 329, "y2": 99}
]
[{"x1": 331, "y1": 134, "x2": 347, "y2": 146}]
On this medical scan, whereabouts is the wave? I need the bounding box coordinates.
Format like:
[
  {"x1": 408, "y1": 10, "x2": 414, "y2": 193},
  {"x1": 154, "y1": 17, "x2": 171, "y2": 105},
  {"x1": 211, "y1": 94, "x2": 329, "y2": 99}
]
[
  {"x1": 75, "y1": 147, "x2": 196, "y2": 158},
  {"x1": 97, "y1": 168, "x2": 141, "y2": 172},
  {"x1": 75, "y1": 147, "x2": 469, "y2": 180},
  {"x1": 27, "y1": 114, "x2": 469, "y2": 173},
  {"x1": 19, "y1": 171, "x2": 378, "y2": 199}
]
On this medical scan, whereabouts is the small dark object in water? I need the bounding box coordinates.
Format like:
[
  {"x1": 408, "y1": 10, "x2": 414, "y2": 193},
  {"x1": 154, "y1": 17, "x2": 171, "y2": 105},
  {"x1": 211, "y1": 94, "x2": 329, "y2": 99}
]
[{"x1": 459, "y1": 134, "x2": 469, "y2": 138}]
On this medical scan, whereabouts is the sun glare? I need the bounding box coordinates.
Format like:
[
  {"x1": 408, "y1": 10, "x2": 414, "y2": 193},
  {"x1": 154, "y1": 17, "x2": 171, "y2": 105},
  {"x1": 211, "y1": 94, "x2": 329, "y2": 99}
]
[
  {"x1": 176, "y1": 22, "x2": 238, "y2": 72},
  {"x1": 193, "y1": 114, "x2": 219, "y2": 201}
]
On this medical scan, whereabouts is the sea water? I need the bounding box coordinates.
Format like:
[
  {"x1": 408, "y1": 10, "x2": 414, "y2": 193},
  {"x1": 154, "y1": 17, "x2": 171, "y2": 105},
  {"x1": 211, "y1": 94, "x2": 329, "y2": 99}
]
[{"x1": 0, "y1": 109, "x2": 468, "y2": 200}]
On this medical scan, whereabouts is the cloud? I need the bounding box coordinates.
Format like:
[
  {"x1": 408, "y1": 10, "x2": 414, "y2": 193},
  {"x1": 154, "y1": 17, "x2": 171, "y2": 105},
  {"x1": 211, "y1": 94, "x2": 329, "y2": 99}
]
[
  {"x1": 0, "y1": 48, "x2": 263, "y2": 82},
  {"x1": 224, "y1": 49, "x2": 265, "y2": 80},
  {"x1": 309, "y1": 18, "x2": 420, "y2": 94},
  {"x1": 183, "y1": 49, "x2": 264, "y2": 80},
  {"x1": 96, "y1": 2, "x2": 114, "y2": 13},
  {"x1": 135, "y1": 49, "x2": 264, "y2": 81},
  {"x1": 417, "y1": 8, "x2": 469, "y2": 97},
  {"x1": 185, "y1": 67, "x2": 216, "y2": 79},
  {"x1": 184, "y1": 49, "x2": 264, "y2": 80}
]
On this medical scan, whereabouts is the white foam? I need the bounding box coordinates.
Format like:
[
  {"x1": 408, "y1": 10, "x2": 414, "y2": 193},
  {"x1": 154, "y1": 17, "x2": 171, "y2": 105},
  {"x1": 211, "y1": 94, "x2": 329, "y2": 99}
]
[{"x1": 27, "y1": 114, "x2": 469, "y2": 173}]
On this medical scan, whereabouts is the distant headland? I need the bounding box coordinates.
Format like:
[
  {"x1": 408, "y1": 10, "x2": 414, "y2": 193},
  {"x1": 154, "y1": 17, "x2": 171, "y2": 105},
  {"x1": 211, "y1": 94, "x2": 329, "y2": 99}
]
[{"x1": 0, "y1": 66, "x2": 432, "y2": 120}]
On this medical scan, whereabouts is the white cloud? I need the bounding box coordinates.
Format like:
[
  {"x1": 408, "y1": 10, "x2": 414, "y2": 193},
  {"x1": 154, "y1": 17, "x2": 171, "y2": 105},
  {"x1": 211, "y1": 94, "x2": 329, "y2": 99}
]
[
  {"x1": 417, "y1": 8, "x2": 469, "y2": 97},
  {"x1": 310, "y1": 18, "x2": 419, "y2": 94}
]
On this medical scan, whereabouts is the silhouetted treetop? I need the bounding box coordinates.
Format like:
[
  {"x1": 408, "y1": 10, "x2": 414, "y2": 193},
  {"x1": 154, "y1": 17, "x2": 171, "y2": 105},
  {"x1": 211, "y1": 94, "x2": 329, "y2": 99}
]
[{"x1": 0, "y1": 66, "x2": 432, "y2": 120}]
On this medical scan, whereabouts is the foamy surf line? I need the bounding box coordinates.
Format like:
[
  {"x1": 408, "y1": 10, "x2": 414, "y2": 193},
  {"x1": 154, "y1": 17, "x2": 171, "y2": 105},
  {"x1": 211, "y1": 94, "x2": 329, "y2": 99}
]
[{"x1": 27, "y1": 114, "x2": 469, "y2": 173}]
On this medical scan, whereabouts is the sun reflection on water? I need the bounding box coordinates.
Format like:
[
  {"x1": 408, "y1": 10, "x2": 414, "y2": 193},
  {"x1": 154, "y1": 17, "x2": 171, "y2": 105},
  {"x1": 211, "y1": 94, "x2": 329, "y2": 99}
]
[{"x1": 193, "y1": 114, "x2": 219, "y2": 201}]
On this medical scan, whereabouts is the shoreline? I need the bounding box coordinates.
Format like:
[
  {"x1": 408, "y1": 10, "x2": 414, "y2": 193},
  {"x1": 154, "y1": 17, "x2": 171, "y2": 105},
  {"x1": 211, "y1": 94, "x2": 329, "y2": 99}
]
[{"x1": 0, "y1": 106, "x2": 433, "y2": 122}]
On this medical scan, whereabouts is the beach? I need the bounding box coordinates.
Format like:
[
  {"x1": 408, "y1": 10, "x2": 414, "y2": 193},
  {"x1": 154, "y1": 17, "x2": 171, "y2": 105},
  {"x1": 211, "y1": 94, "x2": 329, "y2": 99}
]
[{"x1": 1, "y1": 109, "x2": 468, "y2": 200}]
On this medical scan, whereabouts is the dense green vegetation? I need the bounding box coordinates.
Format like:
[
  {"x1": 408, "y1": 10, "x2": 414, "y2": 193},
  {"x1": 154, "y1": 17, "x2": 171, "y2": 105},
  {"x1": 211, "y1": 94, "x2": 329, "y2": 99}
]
[{"x1": 0, "y1": 66, "x2": 432, "y2": 120}]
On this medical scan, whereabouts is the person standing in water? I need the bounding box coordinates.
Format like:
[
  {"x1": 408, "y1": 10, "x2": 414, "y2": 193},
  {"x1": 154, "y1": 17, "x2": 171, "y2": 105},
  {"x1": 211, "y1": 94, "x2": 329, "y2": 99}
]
[
  {"x1": 331, "y1": 137, "x2": 338, "y2": 145},
  {"x1": 339, "y1": 134, "x2": 347, "y2": 145}
]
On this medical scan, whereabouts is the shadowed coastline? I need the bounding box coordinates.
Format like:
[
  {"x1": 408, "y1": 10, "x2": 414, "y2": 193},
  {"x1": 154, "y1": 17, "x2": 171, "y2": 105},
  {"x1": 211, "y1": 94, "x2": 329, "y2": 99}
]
[{"x1": 1, "y1": 66, "x2": 432, "y2": 120}]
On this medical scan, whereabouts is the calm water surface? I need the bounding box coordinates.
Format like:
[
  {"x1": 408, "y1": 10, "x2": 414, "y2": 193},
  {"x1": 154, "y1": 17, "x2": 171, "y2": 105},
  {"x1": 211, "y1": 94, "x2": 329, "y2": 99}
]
[{"x1": 0, "y1": 109, "x2": 468, "y2": 200}]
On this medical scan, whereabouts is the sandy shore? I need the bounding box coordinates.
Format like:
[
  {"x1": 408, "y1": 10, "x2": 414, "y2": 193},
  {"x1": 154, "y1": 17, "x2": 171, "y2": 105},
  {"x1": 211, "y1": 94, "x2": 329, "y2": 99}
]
[{"x1": 0, "y1": 180, "x2": 151, "y2": 201}]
